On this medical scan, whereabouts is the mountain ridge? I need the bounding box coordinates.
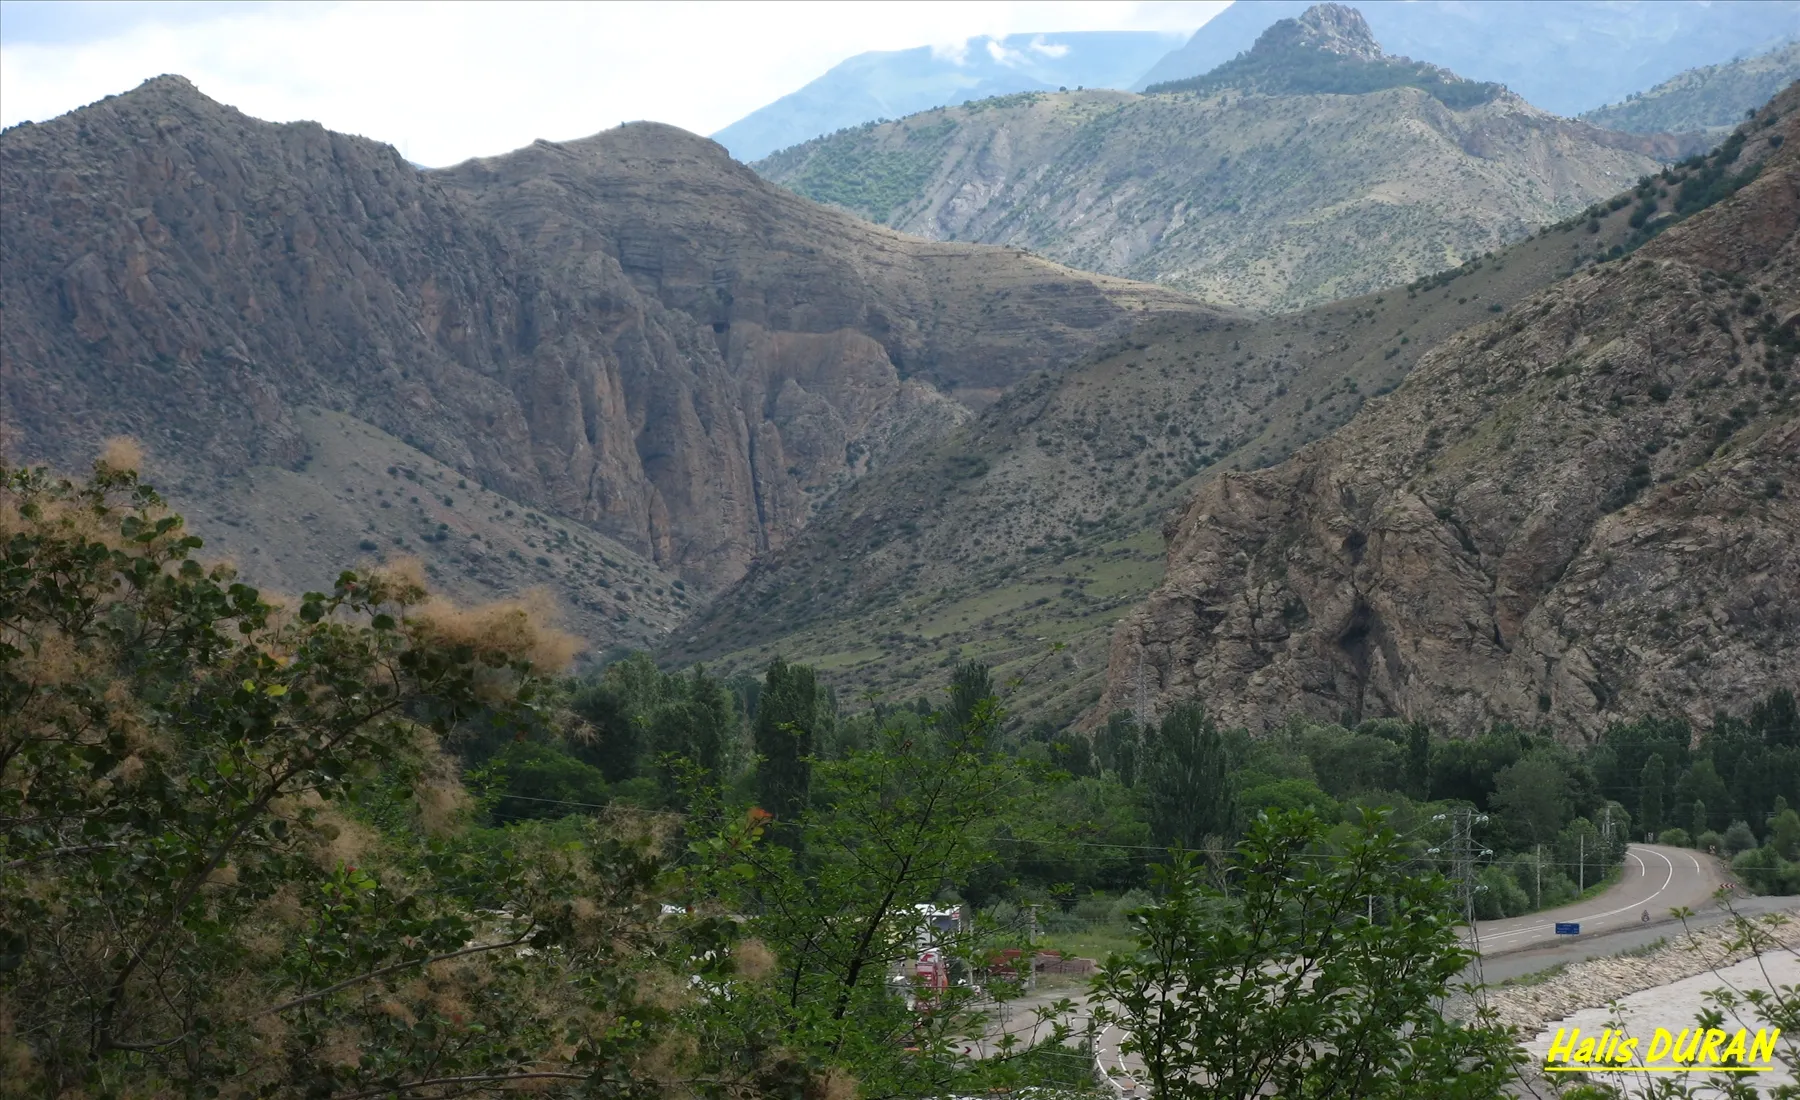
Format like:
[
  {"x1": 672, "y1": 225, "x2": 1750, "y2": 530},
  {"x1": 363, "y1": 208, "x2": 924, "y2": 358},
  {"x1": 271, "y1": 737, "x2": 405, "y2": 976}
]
[
  {"x1": 755, "y1": 21, "x2": 1686, "y2": 313},
  {"x1": 1580, "y1": 41, "x2": 1800, "y2": 138},
  {"x1": 0, "y1": 75, "x2": 1207, "y2": 653},
  {"x1": 711, "y1": 31, "x2": 1182, "y2": 163}
]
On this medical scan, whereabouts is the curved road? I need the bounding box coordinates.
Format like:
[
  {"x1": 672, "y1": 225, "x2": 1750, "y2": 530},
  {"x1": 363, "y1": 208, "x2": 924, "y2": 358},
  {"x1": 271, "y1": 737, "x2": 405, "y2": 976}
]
[{"x1": 1469, "y1": 843, "x2": 1726, "y2": 956}]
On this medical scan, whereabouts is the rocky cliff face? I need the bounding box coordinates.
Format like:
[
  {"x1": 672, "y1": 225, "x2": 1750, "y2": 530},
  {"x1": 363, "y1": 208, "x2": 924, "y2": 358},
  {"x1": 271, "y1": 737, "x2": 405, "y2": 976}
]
[
  {"x1": 1097, "y1": 96, "x2": 1799, "y2": 738},
  {"x1": 0, "y1": 76, "x2": 1201, "y2": 603}
]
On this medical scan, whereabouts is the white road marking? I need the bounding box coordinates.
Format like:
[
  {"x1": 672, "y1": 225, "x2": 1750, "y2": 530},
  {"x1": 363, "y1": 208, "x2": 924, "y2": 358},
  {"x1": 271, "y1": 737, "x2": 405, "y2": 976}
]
[{"x1": 1479, "y1": 846, "x2": 1677, "y2": 943}]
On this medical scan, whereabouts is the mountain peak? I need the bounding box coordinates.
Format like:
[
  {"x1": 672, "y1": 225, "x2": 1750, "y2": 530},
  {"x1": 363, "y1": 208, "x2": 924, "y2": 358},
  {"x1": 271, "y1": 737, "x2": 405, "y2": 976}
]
[
  {"x1": 1143, "y1": 2, "x2": 1502, "y2": 110},
  {"x1": 1254, "y1": 4, "x2": 1384, "y2": 62}
]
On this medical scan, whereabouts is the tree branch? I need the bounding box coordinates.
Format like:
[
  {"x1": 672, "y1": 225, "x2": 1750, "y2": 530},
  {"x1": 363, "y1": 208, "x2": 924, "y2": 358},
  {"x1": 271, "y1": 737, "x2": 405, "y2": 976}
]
[
  {"x1": 254, "y1": 931, "x2": 536, "y2": 1018},
  {"x1": 330, "y1": 1071, "x2": 590, "y2": 1099},
  {"x1": 4, "y1": 843, "x2": 120, "y2": 869}
]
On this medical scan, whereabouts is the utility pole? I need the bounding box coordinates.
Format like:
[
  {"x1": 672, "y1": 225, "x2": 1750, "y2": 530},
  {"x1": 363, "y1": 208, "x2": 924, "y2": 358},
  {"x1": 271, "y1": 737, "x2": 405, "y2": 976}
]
[
  {"x1": 1579, "y1": 833, "x2": 1586, "y2": 894},
  {"x1": 1026, "y1": 905, "x2": 1039, "y2": 993},
  {"x1": 1433, "y1": 808, "x2": 1490, "y2": 926},
  {"x1": 1535, "y1": 844, "x2": 1541, "y2": 909}
]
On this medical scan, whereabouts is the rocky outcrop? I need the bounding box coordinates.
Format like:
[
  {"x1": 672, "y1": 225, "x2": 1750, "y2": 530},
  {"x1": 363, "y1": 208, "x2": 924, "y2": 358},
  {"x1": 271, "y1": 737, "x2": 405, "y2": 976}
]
[
  {"x1": 1254, "y1": 3, "x2": 1385, "y2": 62},
  {"x1": 1097, "y1": 96, "x2": 1799, "y2": 738},
  {"x1": 0, "y1": 77, "x2": 1201, "y2": 594}
]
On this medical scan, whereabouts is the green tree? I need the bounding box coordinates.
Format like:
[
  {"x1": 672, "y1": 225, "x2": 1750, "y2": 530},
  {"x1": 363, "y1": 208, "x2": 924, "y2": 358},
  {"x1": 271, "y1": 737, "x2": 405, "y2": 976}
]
[
  {"x1": 1047, "y1": 728, "x2": 1095, "y2": 776},
  {"x1": 688, "y1": 692, "x2": 1041, "y2": 1096},
  {"x1": 568, "y1": 676, "x2": 642, "y2": 782},
  {"x1": 753, "y1": 656, "x2": 817, "y2": 829},
  {"x1": 1674, "y1": 757, "x2": 1731, "y2": 831},
  {"x1": 644, "y1": 665, "x2": 738, "y2": 800},
  {"x1": 0, "y1": 457, "x2": 690, "y2": 1096},
  {"x1": 943, "y1": 659, "x2": 993, "y2": 733},
  {"x1": 1725, "y1": 819, "x2": 1760, "y2": 855},
  {"x1": 1640, "y1": 753, "x2": 1667, "y2": 838},
  {"x1": 1097, "y1": 710, "x2": 1142, "y2": 787},
  {"x1": 1238, "y1": 777, "x2": 1339, "y2": 823},
  {"x1": 1094, "y1": 809, "x2": 1520, "y2": 1098},
  {"x1": 1405, "y1": 719, "x2": 1431, "y2": 800},
  {"x1": 491, "y1": 740, "x2": 610, "y2": 818},
  {"x1": 1751, "y1": 688, "x2": 1800, "y2": 749},
  {"x1": 1691, "y1": 798, "x2": 1708, "y2": 837},
  {"x1": 1770, "y1": 808, "x2": 1800, "y2": 861},
  {"x1": 1491, "y1": 753, "x2": 1573, "y2": 844},
  {"x1": 1590, "y1": 715, "x2": 1690, "y2": 808},
  {"x1": 1145, "y1": 702, "x2": 1237, "y2": 850}
]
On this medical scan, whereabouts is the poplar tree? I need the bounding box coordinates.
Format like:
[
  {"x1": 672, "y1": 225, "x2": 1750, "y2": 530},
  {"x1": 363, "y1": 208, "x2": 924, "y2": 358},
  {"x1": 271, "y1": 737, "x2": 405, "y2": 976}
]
[{"x1": 754, "y1": 657, "x2": 817, "y2": 827}]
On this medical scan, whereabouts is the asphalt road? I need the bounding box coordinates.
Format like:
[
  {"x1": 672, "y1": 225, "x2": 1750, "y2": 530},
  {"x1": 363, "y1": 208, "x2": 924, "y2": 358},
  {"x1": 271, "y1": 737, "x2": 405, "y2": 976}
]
[
  {"x1": 1468, "y1": 844, "x2": 1728, "y2": 958},
  {"x1": 1476, "y1": 846, "x2": 1728, "y2": 957}
]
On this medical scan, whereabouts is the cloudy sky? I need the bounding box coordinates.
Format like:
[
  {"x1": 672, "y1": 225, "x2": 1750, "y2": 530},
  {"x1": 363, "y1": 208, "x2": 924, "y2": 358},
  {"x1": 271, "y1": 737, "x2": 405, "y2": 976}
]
[{"x1": 0, "y1": 0, "x2": 1226, "y2": 166}]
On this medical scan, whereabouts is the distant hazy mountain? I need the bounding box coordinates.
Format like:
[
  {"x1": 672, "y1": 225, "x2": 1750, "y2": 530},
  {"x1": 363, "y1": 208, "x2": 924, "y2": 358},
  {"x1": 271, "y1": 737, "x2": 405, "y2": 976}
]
[
  {"x1": 757, "y1": 6, "x2": 1682, "y2": 313},
  {"x1": 1134, "y1": 0, "x2": 1800, "y2": 117},
  {"x1": 711, "y1": 31, "x2": 1182, "y2": 163},
  {"x1": 1581, "y1": 41, "x2": 1800, "y2": 138}
]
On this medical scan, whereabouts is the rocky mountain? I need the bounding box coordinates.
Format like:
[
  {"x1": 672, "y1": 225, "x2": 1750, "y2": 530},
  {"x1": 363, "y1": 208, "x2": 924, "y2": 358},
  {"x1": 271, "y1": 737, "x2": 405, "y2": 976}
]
[
  {"x1": 1581, "y1": 41, "x2": 1800, "y2": 139},
  {"x1": 673, "y1": 122, "x2": 1726, "y2": 721},
  {"x1": 0, "y1": 76, "x2": 1203, "y2": 652},
  {"x1": 711, "y1": 31, "x2": 1182, "y2": 163},
  {"x1": 1134, "y1": 0, "x2": 1800, "y2": 118},
  {"x1": 757, "y1": 6, "x2": 1685, "y2": 313},
  {"x1": 1098, "y1": 92, "x2": 1798, "y2": 738}
]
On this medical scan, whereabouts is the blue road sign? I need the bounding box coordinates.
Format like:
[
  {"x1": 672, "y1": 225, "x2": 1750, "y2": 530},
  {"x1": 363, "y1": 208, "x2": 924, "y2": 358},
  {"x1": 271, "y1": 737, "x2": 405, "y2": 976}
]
[{"x1": 1554, "y1": 922, "x2": 1580, "y2": 935}]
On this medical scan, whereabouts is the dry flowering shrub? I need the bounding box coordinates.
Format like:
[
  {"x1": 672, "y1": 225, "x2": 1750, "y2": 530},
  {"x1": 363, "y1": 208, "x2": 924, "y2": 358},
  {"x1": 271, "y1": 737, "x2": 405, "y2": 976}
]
[{"x1": 0, "y1": 450, "x2": 695, "y2": 1098}]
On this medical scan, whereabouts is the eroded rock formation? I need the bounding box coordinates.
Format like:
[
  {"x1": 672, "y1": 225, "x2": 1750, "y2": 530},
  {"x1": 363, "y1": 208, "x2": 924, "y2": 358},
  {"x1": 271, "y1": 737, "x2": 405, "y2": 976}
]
[{"x1": 1099, "y1": 97, "x2": 1799, "y2": 738}]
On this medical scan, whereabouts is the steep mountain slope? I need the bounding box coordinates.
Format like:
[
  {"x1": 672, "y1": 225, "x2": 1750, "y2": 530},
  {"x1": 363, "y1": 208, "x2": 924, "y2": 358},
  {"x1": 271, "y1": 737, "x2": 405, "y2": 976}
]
[
  {"x1": 1099, "y1": 94, "x2": 1798, "y2": 738},
  {"x1": 756, "y1": 6, "x2": 1683, "y2": 313},
  {"x1": 673, "y1": 143, "x2": 1701, "y2": 721},
  {"x1": 711, "y1": 32, "x2": 1182, "y2": 163},
  {"x1": 0, "y1": 76, "x2": 1204, "y2": 650},
  {"x1": 1581, "y1": 42, "x2": 1800, "y2": 139},
  {"x1": 1134, "y1": 0, "x2": 1800, "y2": 117}
]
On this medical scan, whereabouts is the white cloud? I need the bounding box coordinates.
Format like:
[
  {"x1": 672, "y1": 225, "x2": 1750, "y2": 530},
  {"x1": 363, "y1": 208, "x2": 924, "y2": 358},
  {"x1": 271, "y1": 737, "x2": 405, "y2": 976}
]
[
  {"x1": 1028, "y1": 36, "x2": 1072, "y2": 58},
  {"x1": 930, "y1": 38, "x2": 975, "y2": 66},
  {"x1": 0, "y1": 0, "x2": 1226, "y2": 165},
  {"x1": 986, "y1": 37, "x2": 1025, "y2": 67}
]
